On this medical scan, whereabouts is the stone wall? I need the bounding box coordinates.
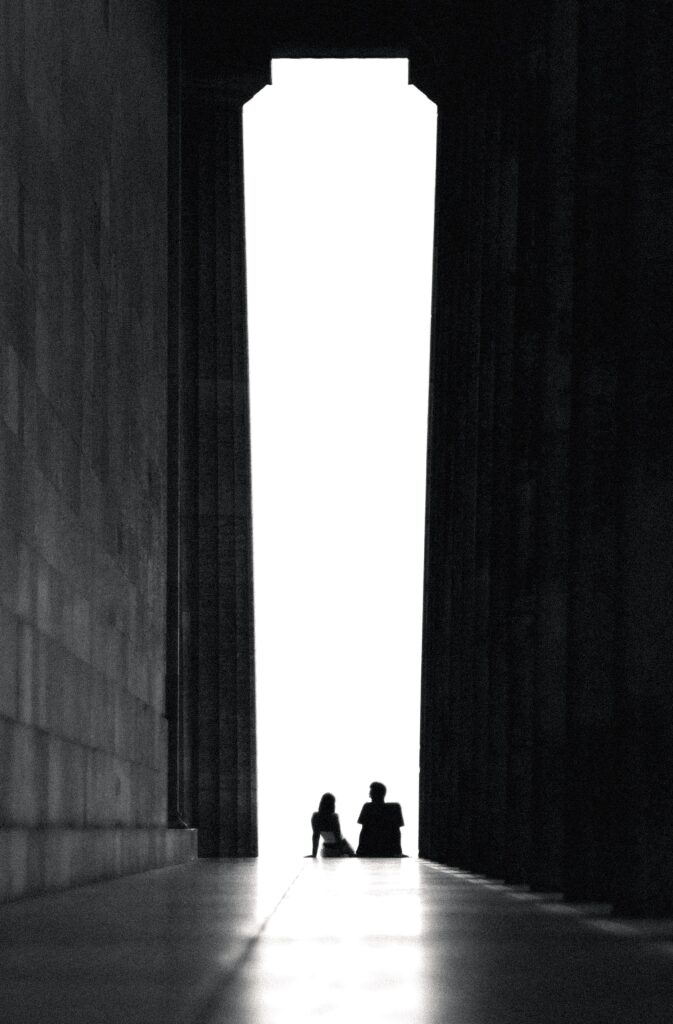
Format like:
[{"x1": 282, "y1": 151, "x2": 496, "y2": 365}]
[{"x1": 0, "y1": 0, "x2": 195, "y2": 901}]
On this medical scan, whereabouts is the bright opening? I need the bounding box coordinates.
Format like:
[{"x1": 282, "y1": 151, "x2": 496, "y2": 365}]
[{"x1": 244, "y1": 59, "x2": 436, "y2": 858}]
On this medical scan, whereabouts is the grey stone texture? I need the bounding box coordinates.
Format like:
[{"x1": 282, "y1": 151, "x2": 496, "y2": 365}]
[{"x1": 0, "y1": 0, "x2": 194, "y2": 900}]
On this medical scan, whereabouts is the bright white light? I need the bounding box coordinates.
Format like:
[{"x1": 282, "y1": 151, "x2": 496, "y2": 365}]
[{"x1": 244, "y1": 59, "x2": 436, "y2": 859}]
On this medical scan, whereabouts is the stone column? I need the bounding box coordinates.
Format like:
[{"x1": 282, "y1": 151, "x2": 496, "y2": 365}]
[
  {"x1": 483, "y1": 10, "x2": 521, "y2": 879},
  {"x1": 181, "y1": 63, "x2": 270, "y2": 857},
  {"x1": 614, "y1": 1, "x2": 673, "y2": 915},
  {"x1": 448, "y1": 74, "x2": 486, "y2": 869},
  {"x1": 504, "y1": 2, "x2": 545, "y2": 884},
  {"x1": 416, "y1": 86, "x2": 463, "y2": 865},
  {"x1": 528, "y1": 0, "x2": 578, "y2": 893},
  {"x1": 414, "y1": 18, "x2": 519, "y2": 875},
  {"x1": 413, "y1": 50, "x2": 475, "y2": 866},
  {"x1": 499, "y1": 0, "x2": 579, "y2": 891},
  {"x1": 471, "y1": 82, "x2": 502, "y2": 876},
  {"x1": 565, "y1": 0, "x2": 625, "y2": 902},
  {"x1": 417, "y1": 99, "x2": 456, "y2": 864}
]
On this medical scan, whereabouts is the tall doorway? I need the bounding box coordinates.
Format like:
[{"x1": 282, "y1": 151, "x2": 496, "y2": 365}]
[{"x1": 243, "y1": 59, "x2": 436, "y2": 856}]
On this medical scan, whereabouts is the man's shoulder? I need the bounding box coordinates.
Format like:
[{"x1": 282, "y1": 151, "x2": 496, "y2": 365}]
[
  {"x1": 384, "y1": 802, "x2": 403, "y2": 824},
  {"x1": 357, "y1": 802, "x2": 372, "y2": 823}
]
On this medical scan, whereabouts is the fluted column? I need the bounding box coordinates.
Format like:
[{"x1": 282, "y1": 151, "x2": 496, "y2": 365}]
[
  {"x1": 565, "y1": 0, "x2": 625, "y2": 902},
  {"x1": 413, "y1": 45, "x2": 478, "y2": 866},
  {"x1": 528, "y1": 0, "x2": 577, "y2": 893},
  {"x1": 416, "y1": 105, "x2": 455, "y2": 863},
  {"x1": 483, "y1": 9, "x2": 521, "y2": 879},
  {"x1": 614, "y1": 1, "x2": 673, "y2": 915},
  {"x1": 505, "y1": 2, "x2": 543, "y2": 884},
  {"x1": 414, "y1": 20, "x2": 509, "y2": 871},
  {"x1": 414, "y1": 11, "x2": 520, "y2": 875},
  {"x1": 181, "y1": 63, "x2": 270, "y2": 856},
  {"x1": 470, "y1": 90, "x2": 501, "y2": 874},
  {"x1": 415, "y1": 76, "x2": 464, "y2": 865},
  {"x1": 448, "y1": 74, "x2": 486, "y2": 868}
]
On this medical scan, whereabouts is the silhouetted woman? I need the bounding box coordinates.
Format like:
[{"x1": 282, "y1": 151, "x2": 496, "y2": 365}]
[{"x1": 310, "y1": 793, "x2": 355, "y2": 857}]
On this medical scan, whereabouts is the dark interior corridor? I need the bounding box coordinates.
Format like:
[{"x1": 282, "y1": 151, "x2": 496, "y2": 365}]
[{"x1": 2, "y1": 0, "x2": 673, "y2": 1018}]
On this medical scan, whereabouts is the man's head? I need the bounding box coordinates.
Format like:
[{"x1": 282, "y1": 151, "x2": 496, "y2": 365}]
[{"x1": 369, "y1": 781, "x2": 386, "y2": 803}]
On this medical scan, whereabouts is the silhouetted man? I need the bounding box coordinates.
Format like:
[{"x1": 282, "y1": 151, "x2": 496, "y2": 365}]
[{"x1": 356, "y1": 781, "x2": 404, "y2": 857}]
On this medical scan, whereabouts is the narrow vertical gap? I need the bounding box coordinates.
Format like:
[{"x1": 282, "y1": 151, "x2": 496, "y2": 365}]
[{"x1": 244, "y1": 59, "x2": 436, "y2": 857}]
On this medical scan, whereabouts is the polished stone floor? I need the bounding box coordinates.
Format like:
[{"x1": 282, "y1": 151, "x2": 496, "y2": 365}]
[{"x1": 2, "y1": 857, "x2": 673, "y2": 1023}]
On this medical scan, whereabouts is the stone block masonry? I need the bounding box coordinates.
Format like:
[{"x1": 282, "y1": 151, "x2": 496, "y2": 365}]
[{"x1": 0, "y1": 0, "x2": 195, "y2": 901}]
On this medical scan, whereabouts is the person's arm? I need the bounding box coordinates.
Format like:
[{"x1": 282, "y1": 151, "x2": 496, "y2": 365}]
[
  {"x1": 310, "y1": 813, "x2": 320, "y2": 857},
  {"x1": 332, "y1": 813, "x2": 343, "y2": 841}
]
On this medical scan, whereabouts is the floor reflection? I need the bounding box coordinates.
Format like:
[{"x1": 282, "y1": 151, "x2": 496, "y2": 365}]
[
  {"x1": 218, "y1": 860, "x2": 429, "y2": 1023},
  {"x1": 211, "y1": 858, "x2": 673, "y2": 1024},
  {"x1": 5, "y1": 856, "x2": 673, "y2": 1024}
]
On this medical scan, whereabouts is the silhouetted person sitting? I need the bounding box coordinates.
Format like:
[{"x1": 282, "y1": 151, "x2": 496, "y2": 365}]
[
  {"x1": 356, "y1": 781, "x2": 404, "y2": 857},
  {"x1": 309, "y1": 792, "x2": 355, "y2": 858}
]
